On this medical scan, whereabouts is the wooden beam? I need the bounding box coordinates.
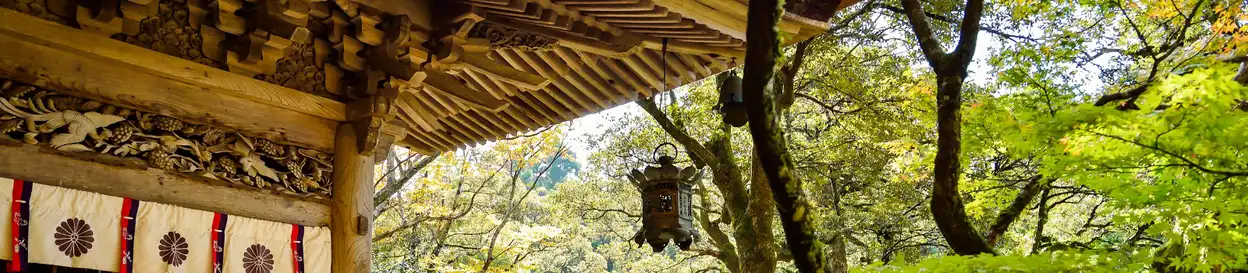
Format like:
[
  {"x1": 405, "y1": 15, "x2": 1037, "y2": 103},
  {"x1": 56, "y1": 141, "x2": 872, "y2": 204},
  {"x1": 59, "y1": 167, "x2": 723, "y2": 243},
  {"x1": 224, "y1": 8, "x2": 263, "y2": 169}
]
[
  {"x1": 331, "y1": 122, "x2": 374, "y2": 273},
  {"x1": 397, "y1": 92, "x2": 443, "y2": 131},
  {"x1": 423, "y1": 71, "x2": 509, "y2": 112},
  {"x1": 650, "y1": 0, "x2": 746, "y2": 39},
  {"x1": 493, "y1": 50, "x2": 582, "y2": 119},
  {"x1": 648, "y1": 0, "x2": 818, "y2": 41},
  {"x1": 0, "y1": 9, "x2": 348, "y2": 122},
  {"x1": 0, "y1": 142, "x2": 330, "y2": 226},
  {"x1": 640, "y1": 38, "x2": 745, "y2": 58},
  {"x1": 600, "y1": 56, "x2": 654, "y2": 97},
  {"x1": 460, "y1": 54, "x2": 550, "y2": 90},
  {"x1": 0, "y1": 9, "x2": 339, "y2": 151}
]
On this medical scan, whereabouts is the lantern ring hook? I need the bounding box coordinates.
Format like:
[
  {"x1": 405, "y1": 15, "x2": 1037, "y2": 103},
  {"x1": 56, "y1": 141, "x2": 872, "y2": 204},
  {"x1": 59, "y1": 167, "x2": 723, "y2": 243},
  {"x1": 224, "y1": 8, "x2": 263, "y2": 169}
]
[{"x1": 652, "y1": 142, "x2": 678, "y2": 163}]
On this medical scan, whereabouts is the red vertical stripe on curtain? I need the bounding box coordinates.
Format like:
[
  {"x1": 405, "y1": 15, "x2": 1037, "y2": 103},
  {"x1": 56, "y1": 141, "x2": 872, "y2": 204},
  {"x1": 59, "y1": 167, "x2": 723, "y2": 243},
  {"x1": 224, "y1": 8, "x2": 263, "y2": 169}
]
[
  {"x1": 119, "y1": 198, "x2": 139, "y2": 273},
  {"x1": 290, "y1": 224, "x2": 304, "y2": 273},
  {"x1": 8, "y1": 180, "x2": 30, "y2": 273},
  {"x1": 211, "y1": 213, "x2": 228, "y2": 273}
]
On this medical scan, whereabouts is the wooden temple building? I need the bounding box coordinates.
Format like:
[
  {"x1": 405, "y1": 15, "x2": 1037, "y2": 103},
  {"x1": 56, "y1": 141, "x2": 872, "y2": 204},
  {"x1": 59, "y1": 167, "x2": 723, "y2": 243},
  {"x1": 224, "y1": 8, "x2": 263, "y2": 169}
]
[{"x1": 0, "y1": 0, "x2": 855, "y2": 271}]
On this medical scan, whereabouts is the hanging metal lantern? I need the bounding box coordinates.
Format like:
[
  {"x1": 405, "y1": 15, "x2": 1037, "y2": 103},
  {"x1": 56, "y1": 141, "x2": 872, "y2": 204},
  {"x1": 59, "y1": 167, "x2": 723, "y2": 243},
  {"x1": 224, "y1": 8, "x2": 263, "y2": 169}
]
[
  {"x1": 717, "y1": 72, "x2": 748, "y2": 127},
  {"x1": 629, "y1": 143, "x2": 703, "y2": 252}
]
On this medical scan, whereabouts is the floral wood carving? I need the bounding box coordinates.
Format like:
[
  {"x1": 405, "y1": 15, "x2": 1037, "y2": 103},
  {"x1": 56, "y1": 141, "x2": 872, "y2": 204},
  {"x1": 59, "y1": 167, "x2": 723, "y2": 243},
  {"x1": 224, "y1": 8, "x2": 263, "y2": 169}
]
[
  {"x1": 467, "y1": 21, "x2": 558, "y2": 51},
  {"x1": 2, "y1": 0, "x2": 73, "y2": 26},
  {"x1": 111, "y1": 0, "x2": 223, "y2": 68},
  {"x1": 255, "y1": 43, "x2": 335, "y2": 99},
  {"x1": 0, "y1": 78, "x2": 334, "y2": 199}
]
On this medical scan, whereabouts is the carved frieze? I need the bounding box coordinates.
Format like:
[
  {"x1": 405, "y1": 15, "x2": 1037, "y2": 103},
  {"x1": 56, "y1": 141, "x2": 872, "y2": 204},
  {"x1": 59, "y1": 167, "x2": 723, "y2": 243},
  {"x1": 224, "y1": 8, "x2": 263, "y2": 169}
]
[
  {"x1": 0, "y1": 78, "x2": 334, "y2": 199},
  {"x1": 467, "y1": 21, "x2": 558, "y2": 51}
]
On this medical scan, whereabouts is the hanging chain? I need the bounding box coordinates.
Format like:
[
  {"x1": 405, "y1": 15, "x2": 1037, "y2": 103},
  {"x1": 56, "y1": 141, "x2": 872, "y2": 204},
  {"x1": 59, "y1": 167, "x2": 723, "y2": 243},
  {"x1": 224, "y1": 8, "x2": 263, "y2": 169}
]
[{"x1": 661, "y1": 38, "x2": 674, "y2": 110}]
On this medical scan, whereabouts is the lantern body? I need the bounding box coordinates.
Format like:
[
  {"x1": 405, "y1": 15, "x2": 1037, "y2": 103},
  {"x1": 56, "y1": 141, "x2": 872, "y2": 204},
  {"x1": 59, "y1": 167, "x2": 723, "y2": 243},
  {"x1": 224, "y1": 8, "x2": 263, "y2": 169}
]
[{"x1": 629, "y1": 156, "x2": 701, "y2": 252}]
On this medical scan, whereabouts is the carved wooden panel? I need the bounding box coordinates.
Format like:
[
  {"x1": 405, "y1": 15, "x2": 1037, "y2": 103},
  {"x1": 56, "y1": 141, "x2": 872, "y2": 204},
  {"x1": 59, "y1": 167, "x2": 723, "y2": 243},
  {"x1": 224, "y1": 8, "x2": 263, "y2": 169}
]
[
  {"x1": 0, "y1": 77, "x2": 334, "y2": 200},
  {"x1": 110, "y1": 0, "x2": 221, "y2": 67},
  {"x1": 467, "y1": 21, "x2": 557, "y2": 51}
]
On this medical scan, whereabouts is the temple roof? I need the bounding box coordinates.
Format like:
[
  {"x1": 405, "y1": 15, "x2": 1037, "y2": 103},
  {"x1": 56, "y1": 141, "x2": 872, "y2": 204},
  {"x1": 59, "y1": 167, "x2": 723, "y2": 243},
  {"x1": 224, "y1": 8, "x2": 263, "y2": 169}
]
[
  {"x1": 0, "y1": 0, "x2": 863, "y2": 155},
  {"x1": 380, "y1": 0, "x2": 862, "y2": 154}
]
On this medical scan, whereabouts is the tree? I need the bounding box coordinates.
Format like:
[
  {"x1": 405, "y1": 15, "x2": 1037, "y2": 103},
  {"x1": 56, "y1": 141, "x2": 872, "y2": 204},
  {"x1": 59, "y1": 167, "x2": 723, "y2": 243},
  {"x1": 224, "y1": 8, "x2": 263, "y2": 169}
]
[
  {"x1": 740, "y1": 0, "x2": 838, "y2": 271},
  {"x1": 894, "y1": 0, "x2": 994, "y2": 256}
]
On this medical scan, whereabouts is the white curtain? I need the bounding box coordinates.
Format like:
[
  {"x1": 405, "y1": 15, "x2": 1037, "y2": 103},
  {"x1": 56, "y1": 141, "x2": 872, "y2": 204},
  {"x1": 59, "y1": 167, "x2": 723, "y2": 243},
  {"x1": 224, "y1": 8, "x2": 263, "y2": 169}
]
[
  {"x1": 134, "y1": 201, "x2": 214, "y2": 273},
  {"x1": 0, "y1": 177, "x2": 331, "y2": 273}
]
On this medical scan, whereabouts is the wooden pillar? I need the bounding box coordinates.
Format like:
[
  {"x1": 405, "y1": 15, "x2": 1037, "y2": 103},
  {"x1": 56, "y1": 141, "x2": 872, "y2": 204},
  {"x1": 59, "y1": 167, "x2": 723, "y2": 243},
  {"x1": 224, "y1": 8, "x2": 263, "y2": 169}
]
[{"x1": 331, "y1": 122, "x2": 374, "y2": 273}]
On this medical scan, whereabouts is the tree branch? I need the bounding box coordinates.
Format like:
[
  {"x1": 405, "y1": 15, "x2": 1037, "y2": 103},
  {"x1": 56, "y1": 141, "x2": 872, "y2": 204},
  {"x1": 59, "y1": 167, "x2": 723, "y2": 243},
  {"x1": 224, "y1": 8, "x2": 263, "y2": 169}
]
[
  {"x1": 637, "y1": 97, "x2": 720, "y2": 172},
  {"x1": 373, "y1": 154, "x2": 440, "y2": 207},
  {"x1": 952, "y1": 0, "x2": 984, "y2": 67},
  {"x1": 1085, "y1": 130, "x2": 1248, "y2": 177},
  {"x1": 898, "y1": 0, "x2": 947, "y2": 65},
  {"x1": 779, "y1": 40, "x2": 812, "y2": 109},
  {"x1": 984, "y1": 176, "x2": 1049, "y2": 245},
  {"x1": 1236, "y1": 62, "x2": 1248, "y2": 85},
  {"x1": 1092, "y1": 84, "x2": 1151, "y2": 108},
  {"x1": 875, "y1": 4, "x2": 1038, "y2": 43}
]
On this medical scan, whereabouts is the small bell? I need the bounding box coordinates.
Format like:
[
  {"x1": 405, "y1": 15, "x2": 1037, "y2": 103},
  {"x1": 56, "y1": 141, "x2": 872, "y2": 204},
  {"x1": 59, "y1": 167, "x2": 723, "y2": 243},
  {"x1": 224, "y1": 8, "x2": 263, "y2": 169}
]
[{"x1": 717, "y1": 73, "x2": 748, "y2": 127}]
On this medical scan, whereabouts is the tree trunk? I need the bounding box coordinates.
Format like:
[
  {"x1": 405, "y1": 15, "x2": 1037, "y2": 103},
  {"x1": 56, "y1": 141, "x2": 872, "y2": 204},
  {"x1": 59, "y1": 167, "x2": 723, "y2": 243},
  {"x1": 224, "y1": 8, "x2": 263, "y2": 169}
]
[
  {"x1": 740, "y1": 156, "x2": 778, "y2": 273},
  {"x1": 898, "y1": 0, "x2": 992, "y2": 256},
  {"x1": 710, "y1": 128, "x2": 779, "y2": 273},
  {"x1": 1236, "y1": 62, "x2": 1247, "y2": 85},
  {"x1": 929, "y1": 73, "x2": 994, "y2": 255},
  {"x1": 827, "y1": 234, "x2": 848, "y2": 273},
  {"x1": 1031, "y1": 188, "x2": 1052, "y2": 254},
  {"x1": 827, "y1": 178, "x2": 848, "y2": 273},
  {"x1": 742, "y1": 0, "x2": 833, "y2": 271}
]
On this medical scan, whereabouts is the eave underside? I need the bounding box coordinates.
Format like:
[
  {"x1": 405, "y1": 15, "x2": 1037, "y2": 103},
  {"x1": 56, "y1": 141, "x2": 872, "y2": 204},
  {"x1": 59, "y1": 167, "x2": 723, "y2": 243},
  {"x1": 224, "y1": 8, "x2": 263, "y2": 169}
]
[{"x1": 0, "y1": 0, "x2": 860, "y2": 156}]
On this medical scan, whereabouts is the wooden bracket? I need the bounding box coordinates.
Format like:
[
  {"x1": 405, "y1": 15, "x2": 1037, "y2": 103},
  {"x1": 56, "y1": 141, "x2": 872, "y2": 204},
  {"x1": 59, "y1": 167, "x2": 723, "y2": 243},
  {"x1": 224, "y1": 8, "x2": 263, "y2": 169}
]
[
  {"x1": 119, "y1": 0, "x2": 158, "y2": 35},
  {"x1": 187, "y1": 0, "x2": 211, "y2": 30},
  {"x1": 346, "y1": 84, "x2": 400, "y2": 156},
  {"x1": 216, "y1": 0, "x2": 248, "y2": 35},
  {"x1": 372, "y1": 119, "x2": 408, "y2": 162},
  {"x1": 227, "y1": 30, "x2": 293, "y2": 76},
  {"x1": 76, "y1": 0, "x2": 124, "y2": 36},
  {"x1": 353, "y1": 8, "x2": 384, "y2": 46}
]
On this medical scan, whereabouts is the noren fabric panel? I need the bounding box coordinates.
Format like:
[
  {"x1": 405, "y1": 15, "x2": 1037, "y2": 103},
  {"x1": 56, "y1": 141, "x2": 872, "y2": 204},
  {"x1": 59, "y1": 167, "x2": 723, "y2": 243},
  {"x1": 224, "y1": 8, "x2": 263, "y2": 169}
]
[
  {"x1": 0, "y1": 177, "x2": 14, "y2": 260},
  {"x1": 223, "y1": 216, "x2": 295, "y2": 273},
  {"x1": 134, "y1": 201, "x2": 214, "y2": 273},
  {"x1": 27, "y1": 184, "x2": 123, "y2": 271},
  {"x1": 0, "y1": 177, "x2": 332, "y2": 273}
]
